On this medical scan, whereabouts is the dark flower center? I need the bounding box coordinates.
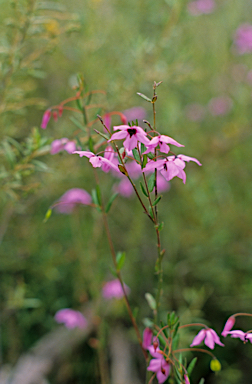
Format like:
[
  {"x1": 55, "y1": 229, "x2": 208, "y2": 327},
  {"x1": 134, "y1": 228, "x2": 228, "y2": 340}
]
[{"x1": 127, "y1": 128, "x2": 137, "y2": 137}]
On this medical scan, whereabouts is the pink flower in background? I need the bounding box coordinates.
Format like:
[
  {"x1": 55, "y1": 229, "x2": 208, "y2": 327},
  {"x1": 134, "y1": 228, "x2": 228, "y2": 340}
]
[
  {"x1": 221, "y1": 316, "x2": 236, "y2": 337},
  {"x1": 143, "y1": 328, "x2": 153, "y2": 349},
  {"x1": 108, "y1": 125, "x2": 150, "y2": 151},
  {"x1": 55, "y1": 308, "x2": 87, "y2": 329},
  {"x1": 55, "y1": 188, "x2": 92, "y2": 214},
  {"x1": 190, "y1": 328, "x2": 224, "y2": 349},
  {"x1": 51, "y1": 138, "x2": 76, "y2": 155},
  {"x1": 123, "y1": 107, "x2": 146, "y2": 123},
  {"x1": 41, "y1": 109, "x2": 51, "y2": 129},
  {"x1": 113, "y1": 178, "x2": 134, "y2": 197},
  {"x1": 74, "y1": 150, "x2": 119, "y2": 172},
  {"x1": 102, "y1": 279, "x2": 130, "y2": 299},
  {"x1": 234, "y1": 24, "x2": 252, "y2": 54},
  {"x1": 147, "y1": 345, "x2": 171, "y2": 383},
  {"x1": 144, "y1": 135, "x2": 184, "y2": 154},
  {"x1": 102, "y1": 146, "x2": 116, "y2": 173},
  {"x1": 184, "y1": 375, "x2": 190, "y2": 384},
  {"x1": 185, "y1": 103, "x2": 206, "y2": 122},
  {"x1": 187, "y1": 0, "x2": 215, "y2": 16},
  {"x1": 208, "y1": 96, "x2": 233, "y2": 116}
]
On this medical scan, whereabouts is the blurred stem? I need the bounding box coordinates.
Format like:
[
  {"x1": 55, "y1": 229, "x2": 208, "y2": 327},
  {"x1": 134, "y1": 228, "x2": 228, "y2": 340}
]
[{"x1": 97, "y1": 320, "x2": 110, "y2": 384}]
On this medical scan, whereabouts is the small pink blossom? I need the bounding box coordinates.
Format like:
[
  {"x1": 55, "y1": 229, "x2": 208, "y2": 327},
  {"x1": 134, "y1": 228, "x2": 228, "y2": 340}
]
[
  {"x1": 221, "y1": 316, "x2": 236, "y2": 337},
  {"x1": 144, "y1": 135, "x2": 184, "y2": 154},
  {"x1": 51, "y1": 138, "x2": 76, "y2": 155},
  {"x1": 102, "y1": 279, "x2": 130, "y2": 299},
  {"x1": 184, "y1": 374, "x2": 190, "y2": 384},
  {"x1": 147, "y1": 345, "x2": 170, "y2": 383},
  {"x1": 226, "y1": 330, "x2": 252, "y2": 343},
  {"x1": 123, "y1": 107, "x2": 146, "y2": 122},
  {"x1": 55, "y1": 188, "x2": 92, "y2": 214},
  {"x1": 187, "y1": 0, "x2": 215, "y2": 16},
  {"x1": 190, "y1": 328, "x2": 224, "y2": 350},
  {"x1": 55, "y1": 308, "x2": 87, "y2": 329},
  {"x1": 143, "y1": 328, "x2": 153, "y2": 349},
  {"x1": 74, "y1": 150, "x2": 119, "y2": 172},
  {"x1": 208, "y1": 96, "x2": 233, "y2": 116},
  {"x1": 234, "y1": 24, "x2": 252, "y2": 54},
  {"x1": 108, "y1": 125, "x2": 150, "y2": 151},
  {"x1": 41, "y1": 109, "x2": 51, "y2": 129}
]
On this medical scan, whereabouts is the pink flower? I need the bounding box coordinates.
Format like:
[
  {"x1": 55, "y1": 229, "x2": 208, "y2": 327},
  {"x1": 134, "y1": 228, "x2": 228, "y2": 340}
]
[
  {"x1": 190, "y1": 328, "x2": 224, "y2": 350},
  {"x1": 113, "y1": 178, "x2": 134, "y2": 197},
  {"x1": 184, "y1": 374, "x2": 190, "y2": 384},
  {"x1": 208, "y1": 96, "x2": 233, "y2": 116},
  {"x1": 108, "y1": 125, "x2": 150, "y2": 151},
  {"x1": 143, "y1": 328, "x2": 153, "y2": 349},
  {"x1": 41, "y1": 109, "x2": 51, "y2": 129},
  {"x1": 143, "y1": 155, "x2": 201, "y2": 184},
  {"x1": 55, "y1": 188, "x2": 92, "y2": 214},
  {"x1": 226, "y1": 330, "x2": 252, "y2": 343},
  {"x1": 102, "y1": 279, "x2": 130, "y2": 299},
  {"x1": 51, "y1": 138, "x2": 76, "y2": 155},
  {"x1": 187, "y1": 0, "x2": 215, "y2": 16},
  {"x1": 147, "y1": 345, "x2": 170, "y2": 384},
  {"x1": 122, "y1": 107, "x2": 146, "y2": 122},
  {"x1": 221, "y1": 316, "x2": 236, "y2": 337},
  {"x1": 74, "y1": 150, "x2": 119, "y2": 172},
  {"x1": 144, "y1": 135, "x2": 184, "y2": 154},
  {"x1": 55, "y1": 308, "x2": 87, "y2": 329},
  {"x1": 234, "y1": 24, "x2": 252, "y2": 54}
]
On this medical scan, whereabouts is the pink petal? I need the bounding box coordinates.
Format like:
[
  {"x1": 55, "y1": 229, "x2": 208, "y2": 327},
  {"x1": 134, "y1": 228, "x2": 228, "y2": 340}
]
[
  {"x1": 221, "y1": 316, "x2": 236, "y2": 337},
  {"x1": 190, "y1": 329, "x2": 206, "y2": 347},
  {"x1": 41, "y1": 109, "x2": 51, "y2": 129}
]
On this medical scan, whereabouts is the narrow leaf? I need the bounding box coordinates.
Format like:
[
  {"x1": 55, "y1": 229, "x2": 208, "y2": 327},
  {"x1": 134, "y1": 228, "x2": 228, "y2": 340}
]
[
  {"x1": 132, "y1": 148, "x2": 140, "y2": 162},
  {"x1": 187, "y1": 357, "x2": 197, "y2": 376},
  {"x1": 69, "y1": 116, "x2": 85, "y2": 131},
  {"x1": 116, "y1": 251, "x2": 126, "y2": 271},
  {"x1": 145, "y1": 293, "x2": 156, "y2": 310},
  {"x1": 140, "y1": 182, "x2": 148, "y2": 197},
  {"x1": 142, "y1": 154, "x2": 148, "y2": 169},
  {"x1": 105, "y1": 193, "x2": 118, "y2": 213},
  {"x1": 96, "y1": 185, "x2": 102, "y2": 206},
  {"x1": 43, "y1": 208, "x2": 52, "y2": 223},
  {"x1": 153, "y1": 196, "x2": 162, "y2": 206},
  {"x1": 118, "y1": 164, "x2": 128, "y2": 176},
  {"x1": 88, "y1": 136, "x2": 94, "y2": 153},
  {"x1": 198, "y1": 379, "x2": 205, "y2": 384},
  {"x1": 148, "y1": 173, "x2": 156, "y2": 192},
  {"x1": 137, "y1": 92, "x2": 152, "y2": 102}
]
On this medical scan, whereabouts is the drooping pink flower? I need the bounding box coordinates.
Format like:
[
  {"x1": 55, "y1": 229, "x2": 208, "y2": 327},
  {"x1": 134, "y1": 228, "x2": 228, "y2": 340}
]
[
  {"x1": 55, "y1": 308, "x2": 87, "y2": 329},
  {"x1": 102, "y1": 146, "x2": 116, "y2": 173},
  {"x1": 144, "y1": 135, "x2": 184, "y2": 154},
  {"x1": 190, "y1": 328, "x2": 224, "y2": 350},
  {"x1": 143, "y1": 328, "x2": 153, "y2": 349},
  {"x1": 74, "y1": 150, "x2": 119, "y2": 172},
  {"x1": 208, "y1": 96, "x2": 233, "y2": 116},
  {"x1": 51, "y1": 138, "x2": 76, "y2": 155},
  {"x1": 55, "y1": 188, "x2": 92, "y2": 214},
  {"x1": 234, "y1": 24, "x2": 252, "y2": 54},
  {"x1": 187, "y1": 0, "x2": 215, "y2": 16},
  {"x1": 41, "y1": 109, "x2": 51, "y2": 129},
  {"x1": 221, "y1": 316, "x2": 236, "y2": 337},
  {"x1": 226, "y1": 330, "x2": 252, "y2": 343},
  {"x1": 108, "y1": 125, "x2": 150, "y2": 151},
  {"x1": 102, "y1": 279, "x2": 130, "y2": 299},
  {"x1": 147, "y1": 345, "x2": 170, "y2": 384}
]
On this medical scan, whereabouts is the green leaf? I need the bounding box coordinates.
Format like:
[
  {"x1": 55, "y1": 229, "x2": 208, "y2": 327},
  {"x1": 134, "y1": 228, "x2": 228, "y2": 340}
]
[
  {"x1": 137, "y1": 92, "x2": 152, "y2": 102},
  {"x1": 157, "y1": 222, "x2": 164, "y2": 231},
  {"x1": 94, "y1": 129, "x2": 109, "y2": 141},
  {"x1": 116, "y1": 251, "x2": 126, "y2": 271},
  {"x1": 96, "y1": 185, "x2": 102, "y2": 206},
  {"x1": 141, "y1": 143, "x2": 147, "y2": 153},
  {"x1": 142, "y1": 317, "x2": 154, "y2": 328},
  {"x1": 198, "y1": 379, "x2": 205, "y2": 384},
  {"x1": 140, "y1": 182, "x2": 148, "y2": 197},
  {"x1": 172, "y1": 333, "x2": 179, "y2": 350},
  {"x1": 187, "y1": 357, "x2": 197, "y2": 376},
  {"x1": 43, "y1": 208, "x2": 52, "y2": 223},
  {"x1": 167, "y1": 312, "x2": 171, "y2": 327},
  {"x1": 148, "y1": 206, "x2": 154, "y2": 220},
  {"x1": 133, "y1": 307, "x2": 139, "y2": 320},
  {"x1": 142, "y1": 154, "x2": 148, "y2": 169},
  {"x1": 91, "y1": 189, "x2": 101, "y2": 212},
  {"x1": 132, "y1": 148, "x2": 140, "y2": 162},
  {"x1": 148, "y1": 173, "x2": 156, "y2": 192},
  {"x1": 147, "y1": 152, "x2": 155, "y2": 159},
  {"x1": 105, "y1": 193, "x2": 118, "y2": 213},
  {"x1": 88, "y1": 136, "x2": 94, "y2": 153},
  {"x1": 69, "y1": 116, "x2": 86, "y2": 131},
  {"x1": 153, "y1": 196, "x2": 162, "y2": 206},
  {"x1": 145, "y1": 293, "x2": 156, "y2": 310},
  {"x1": 173, "y1": 321, "x2": 180, "y2": 338},
  {"x1": 76, "y1": 98, "x2": 83, "y2": 111},
  {"x1": 118, "y1": 164, "x2": 128, "y2": 176},
  {"x1": 31, "y1": 160, "x2": 49, "y2": 172},
  {"x1": 2, "y1": 141, "x2": 16, "y2": 167}
]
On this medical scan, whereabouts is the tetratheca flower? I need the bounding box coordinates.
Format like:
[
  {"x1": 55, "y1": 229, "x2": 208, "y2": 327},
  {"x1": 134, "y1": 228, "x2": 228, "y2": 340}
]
[
  {"x1": 190, "y1": 328, "x2": 224, "y2": 350},
  {"x1": 147, "y1": 345, "x2": 170, "y2": 383},
  {"x1": 108, "y1": 125, "x2": 150, "y2": 151},
  {"x1": 55, "y1": 309, "x2": 87, "y2": 329}
]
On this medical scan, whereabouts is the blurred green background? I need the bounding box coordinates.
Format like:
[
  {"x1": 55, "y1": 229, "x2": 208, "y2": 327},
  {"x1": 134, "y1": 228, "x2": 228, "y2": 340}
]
[{"x1": 1, "y1": 0, "x2": 252, "y2": 383}]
